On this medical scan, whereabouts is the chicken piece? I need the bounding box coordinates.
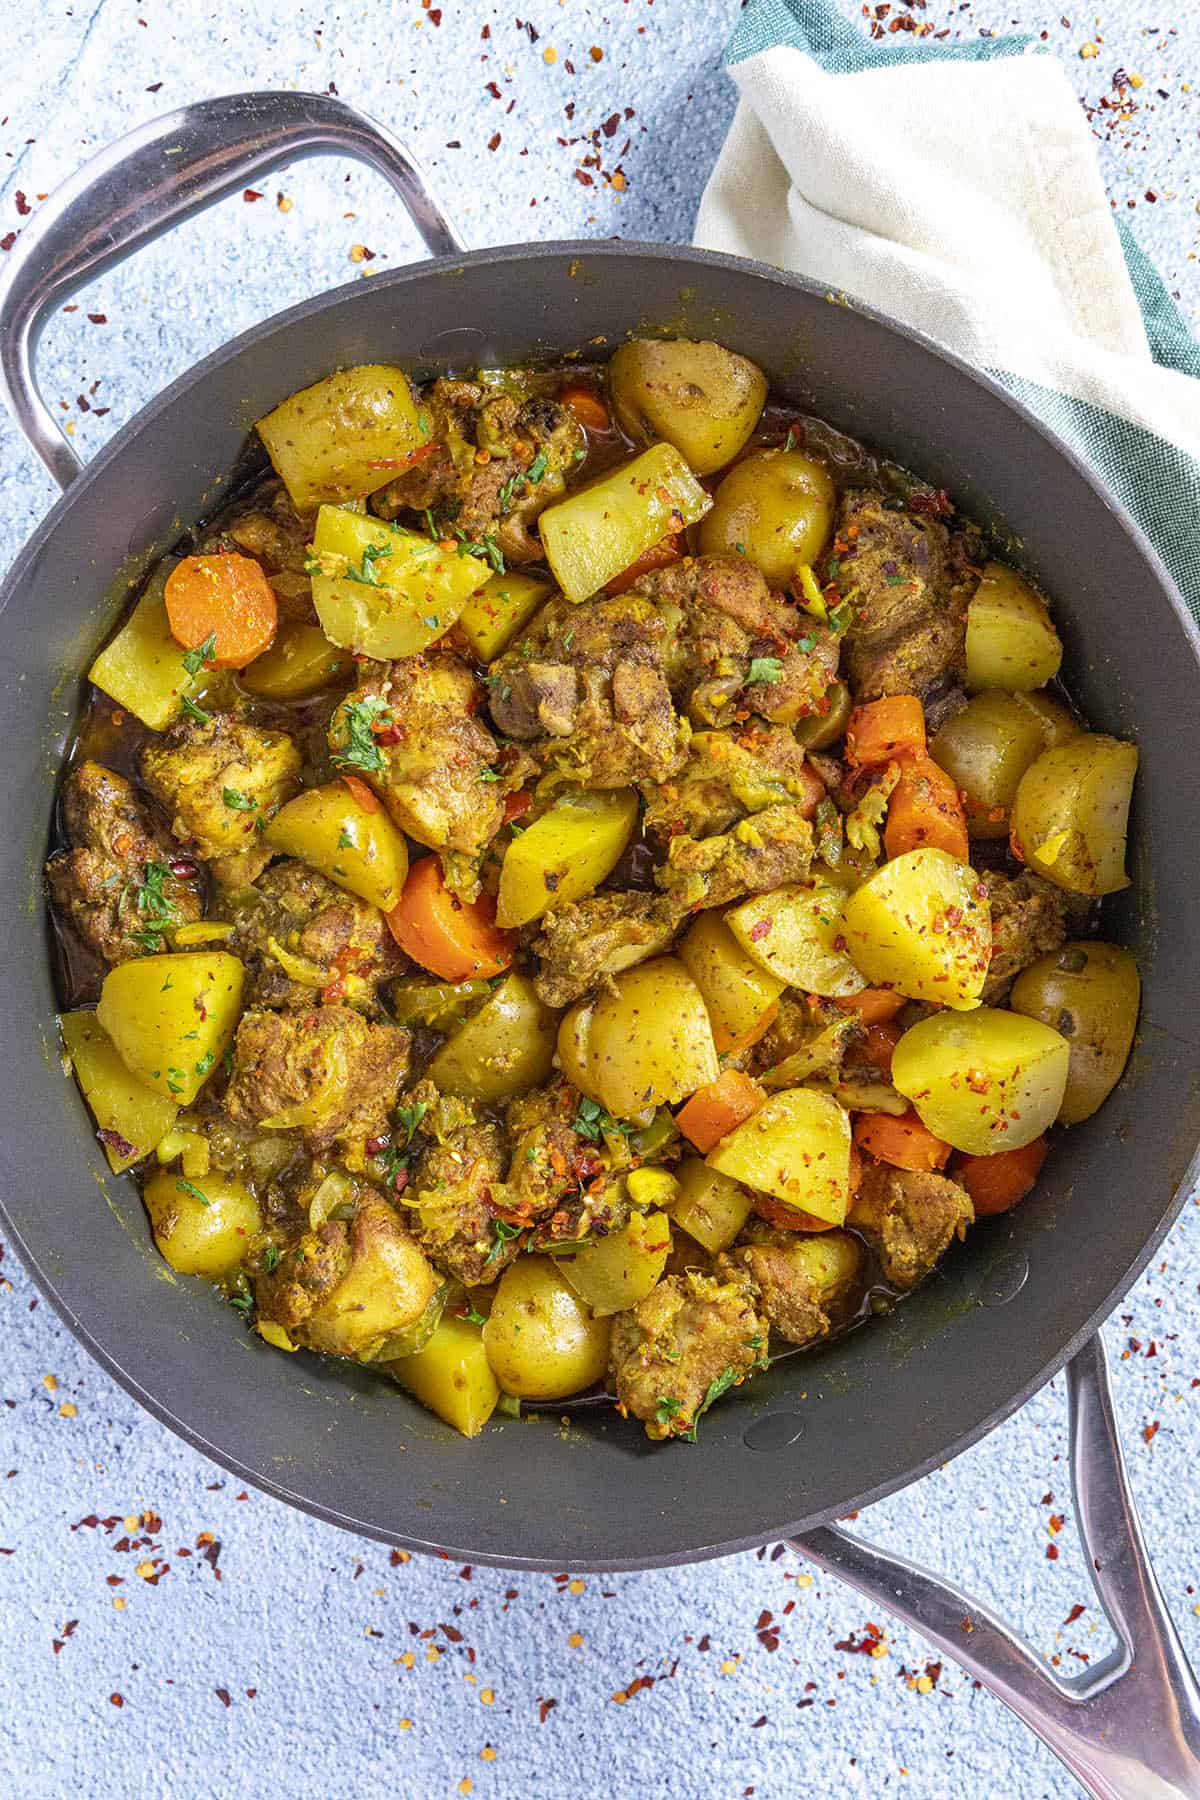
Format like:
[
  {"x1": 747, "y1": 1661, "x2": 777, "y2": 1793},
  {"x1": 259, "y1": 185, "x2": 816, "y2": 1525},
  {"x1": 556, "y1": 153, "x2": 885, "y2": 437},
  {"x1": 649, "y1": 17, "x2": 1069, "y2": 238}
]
[
  {"x1": 717, "y1": 1223, "x2": 863, "y2": 1347},
  {"x1": 230, "y1": 859, "x2": 402, "y2": 1014},
  {"x1": 212, "y1": 478, "x2": 318, "y2": 624},
  {"x1": 224, "y1": 1004, "x2": 410, "y2": 1164},
  {"x1": 978, "y1": 869, "x2": 1068, "y2": 1003},
  {"x1": 655, "y1": 802, "x2": 814, "y2": 913},
  {"x1": 608, "y1": 1269, "x2": 768, "y2": 1441},
  {"x1": 253, "y1": 1188, "x2": 439, "y2": 1361},
  {"x1": 643, "y1": 724, "x2": 817, "y2": 840},
  {"x1": 409, "y1": 1114, "x2": 513, "y2": 1286},
  {"x1": 372, "y1": 381, "x2": 585, "y2": 562},
  {"x1": 330, "y1": 652, "x2": 503, "y2": 898},
  {"x1": 532, "y1": 892, "x2": 679, "y2": 1007},
  {"x1": 501, "y1": 1081, "x2": 604, "y2": 1225},
  {"x1": 849, "y1": 1164, "x2": 974, "y2": 1290},
  {"x1": 830, "y1": 492, "x2": 980, "y2": 700},
  {"x1": 46, "y1": 760, "x2": 202, "y2": 968},
  {"x1": 139, "y1": 711, "x2": 302, "y2": 888}
]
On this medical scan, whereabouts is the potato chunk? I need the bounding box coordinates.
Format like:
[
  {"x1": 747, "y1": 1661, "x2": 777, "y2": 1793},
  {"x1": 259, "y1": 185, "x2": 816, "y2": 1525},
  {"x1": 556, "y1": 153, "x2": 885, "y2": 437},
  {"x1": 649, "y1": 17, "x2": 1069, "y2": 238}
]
[
  {"x1": 677, "y1": 909, "x2": 787, "y2": 1052},
  {"x1": 839, "y1": 848, "x2": 991, "y2": 1010},
  {"x1": 96, "y1": 951, "x2": 245, "y2": 1105},
  {"x1": 1010, "y1": 941, "x2": 1140, "y2": 1124},
  {"x1": 965, "y1": 562, "x2": 1063, "y2": 691},
  {"x1": 256, "y1": 364, "x2": 429, "y2": 509},
  {"x1": 699, "y1": 448, "x2": 836, "y2": 585},
  {"x1": 390, "y1": 1313, "x2": 500, "y2": 1438},
  {"x1": 707, "y1": 1087, "x2": 853, "y2": 1226},
  {"x1": 727, "y1": 880, "x2": 866, "y2": 998},
  {"x1": 483, "y1": 1257, "x2": 611, "y2": 1399},
  {"x1": 426, "y1": 972, "x2": 558, "y2": 1104},
  {"x1": 929, "y1": 690, "x2": 1049, "y2": 839},
  {"x1": 309, "y1": 506, "x2": 486, "y2": 660},
  {"x1": 458, "y1": 571, "x2": 553, "y2": 664},
  {"x1": 495, "y1": 787, "x2": 638, "y2": 928},
  {"x1": 557, "y1": 957, "x2": 720, "y2": 1120},
  {"x1": 556, "y1": 1209, "x2": 672, "y2": 1317},
  {"x1": 60, "y1": 1011, "x2": 179, "y2": 1174},
  {"x1": 608, "y1": 337, "x2": 767, "y2": 475},
  {"x1": 142, "y1": 1167, "x2": 259, "y2": 1280},
  {"x1": 669, "y1": 1159, "x2": 754, "y2": 1253},
  {"x1": 538, "y1": 444, "x2": 711, "y2": 603},
  {"x1": 891, "y1": 1007, "x2": 1070, "y2": 1153},
  {"x1": 1010, "y1": 733, "x2": 1138, "y2": 896},
  {"x1": 265, "y1": 780, "x2": 410, "y2": 913},
  {"x1": 89, "y1": 561, "x2": 223, "y2": 731}
]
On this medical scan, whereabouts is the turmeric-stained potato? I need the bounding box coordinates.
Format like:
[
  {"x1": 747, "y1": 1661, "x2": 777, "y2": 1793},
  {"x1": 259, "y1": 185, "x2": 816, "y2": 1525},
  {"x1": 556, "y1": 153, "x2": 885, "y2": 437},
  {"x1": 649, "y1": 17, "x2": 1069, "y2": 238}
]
[
  {"x1": 309, "y1": 506, "x2": 485, "y2": 661},
  {"x1": 89, "y1": 559, "x2": 229, "y2": 732},
  {"x1": 794, "y1": 680, "x2": 854, "y2": 751},
  {"x1": 539, "y1": 444, "x2": 711, "y2": 603},
  {"x1": 698, "y1": 448, "x2": 836, "y2": 586},
  {"x1": 59, "y1": 1011, "x2": 179, "y2": 1174},
  {"x1": 930, "y1": 690, "x2": 1048, "y2": 838},
  {"x1": 96, "y1": 952, "x2": 244, "y2": 1105},
  {"x1": 557, "y1": 1209, "x2": 672, "y2": 1317},
  {"x1": 1010, "y1": 941, "x2": 1140, "y2": 1125},
  {"x1": 891, "y1": 1007, "x2": 1070, "y2": 1154},
  {"x1": 608, "y1": 338, "x2": 768, "y2": 475},
  {"x1": 142, "y1": 1168, "x2": 260, "y2": 1280},
  {"x1": 426, "y1": 973, "x2": 558, "y2": 1103},
  {"x1": 496, "y1": 788, "x2": 637, "y2": 928},
  {"x1": 390, "y1": 1313, "x2": 500, "y2": 1438},
  {"x1": 265, "y1": 780, "x2": 409, "y2": 913},
  {"x1": 1010, "y1": 734, "x2": 1138, "y2": 896},
  {"x1": 669, "y1": 1159, "x2": 754, "y2": 1254},
  {"x1": 558, "y1": 957, "x2": 720, "y2": 1120},
  {"x1": 677, "y1": 909, "x2": 786, "y2": 1053},
  {"x1": 727, "y1": 881, "x2": 865, "y2": 998},
  {"x1": 1011, "y1": 689, "x2": 1079, "y2": 749},
  {"x1": 301, "y1": 1202, "x2": 441, "y2": 1361},
  {"x1": 256, "y1": 364, "x2": 430, "y2": 509},
  {"x1": 239, "y1": 622, "x2": 349, "y2": 700},
  {"x1": 707, "y1": 1087, "x2": 853, "y2": 1226},
  {"x1": 965, "y1": 562, "x2": 1063, "y2": 692},
  {"x1": 458, "y1": 571, "x2": 553, "y2": 664},
  {"x1": 840, "y1": 848, "x2": 991, "y2": 1009},
  {"x1": 483, "y1": 1257, "x2": 611, "y2": 1399}
]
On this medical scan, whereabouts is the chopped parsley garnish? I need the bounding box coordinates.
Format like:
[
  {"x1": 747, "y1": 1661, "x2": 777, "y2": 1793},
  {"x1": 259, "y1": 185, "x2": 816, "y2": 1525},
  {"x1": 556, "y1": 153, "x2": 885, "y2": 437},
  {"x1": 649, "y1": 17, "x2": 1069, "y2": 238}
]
[
  {"x1": 828, "y1": 600, "x2": 854, "y2": 635},
  {"x1": 124, "y1": 862, "x2": 179, "y2": 953},
  {"x1": 746, "y1": 656, "x2": 784, "y2": 686},
  {"x1": 498, "y1": 447, "x2": 550, "y2": 512},
  {"x1": 342, "y1": 540, "x2": 393, "y2": 587},
  {"x1": 180, "y1": 692, "x2": 212, "y2": 724},
  {"x1": 795, "y1": 634, "x2": 817, "y2": 654},
  {"x1": 394, "y1": 1100, "x2": 429, "y2": 1143},
  {"x1": 479, "y1": 768, "x2": 502, "y2": 782},
  {"x1": 784, "y1": 427, "x2": 797, "y2": 453},
  {"x1": 421, "y1": 613, "x2": 440, "y2": 630},
  {"x1": 222, "y1": 787, "x2": 257, "y2": 811},
  {"x1": 574, "y1": 1096, "x2": 635, "y2": 1144},
  {"x1": 176, "y1": 1178, "x2": 210, "y2": 1207},
  {"x1": 684, "y1": 1366, "x2": 740, "y2": 1441},
  {"x1": 337, "y1": 829, "x2": 355, "y2": 849},
  {"x1": 654, "y1": 1395, "x2": 683, "y2": 1429},
  {"x1": 181, "y1": 631, "x2": 218, "y2": 677},
  {"x1": 455, "y1": 1302, "x2": 488, "y2": 1328},
  {"x1": 194, "y1": 1050, "x2": 215, "y2": 1078},
  {"x1": 374, "y1": 1145, "x2": 411, "y2": 1188},
  {"x1": 453, "y1": 529, "x2": 506, "y2": 576},
  {"x1": 263, "y1": 1245, "x2": 281, "y2": 1274},
  {"x1": 331, "y1": 696, "x2": 393, "y2": 774},
  {"x1": 229, "y1": 1290, "x2": 255, "y2": 1316},
  {"x1": 483, "y1": 1216, "x2": 524, "y2": 1267}
]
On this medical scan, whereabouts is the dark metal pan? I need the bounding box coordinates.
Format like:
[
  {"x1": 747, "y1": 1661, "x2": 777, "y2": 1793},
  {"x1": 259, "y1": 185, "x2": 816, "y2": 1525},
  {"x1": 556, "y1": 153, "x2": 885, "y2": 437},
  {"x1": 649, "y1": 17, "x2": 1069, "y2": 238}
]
[{"x1": 2, "y1": 93, "x2": 1199, "y2": 1796}]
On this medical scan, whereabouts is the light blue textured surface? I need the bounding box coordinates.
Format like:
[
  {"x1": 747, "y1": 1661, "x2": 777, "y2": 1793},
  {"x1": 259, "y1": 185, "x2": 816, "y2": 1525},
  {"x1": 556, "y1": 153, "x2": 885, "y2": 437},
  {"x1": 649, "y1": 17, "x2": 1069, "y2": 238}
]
[{"x1": 3, "y1": 4, "x2": 1200, "y2": 1796}]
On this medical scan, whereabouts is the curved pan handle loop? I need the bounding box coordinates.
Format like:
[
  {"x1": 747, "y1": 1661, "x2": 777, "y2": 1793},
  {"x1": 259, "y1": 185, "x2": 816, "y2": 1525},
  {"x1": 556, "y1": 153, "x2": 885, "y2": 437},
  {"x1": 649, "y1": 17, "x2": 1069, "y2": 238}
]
[
  {"x1": 791, "y1": 1335, "x2": 1200, "y2": 1800},
  {"x1": 0, "y1": 90, "x2": 465, "y2": 490}
]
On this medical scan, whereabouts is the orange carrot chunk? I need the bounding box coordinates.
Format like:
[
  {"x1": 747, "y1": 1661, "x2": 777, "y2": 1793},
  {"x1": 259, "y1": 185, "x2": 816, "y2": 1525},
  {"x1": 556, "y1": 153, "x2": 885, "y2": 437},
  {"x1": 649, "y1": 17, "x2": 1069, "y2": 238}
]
[
  {"x1": 386, "y1": 856, "x2": 514, "y2": 981},
  {"x1": 884, "y1": 755, "x2": 969, "y2": 861},
  {"x1": 675, "y1": 1069, "x2": 764, "y2": 1154},
  {"x1": 854, "y1": 1109, "x2": 952, "y2": 1173},
  {"x1": 164, "y1": 553, "x2": 278, "y2": 669},
  {"x1": 858, "y1": 1020, "x2": 903, "y2": 1074},
  {"x1": 751, "y1": 1195, "x2": 836, "y2": 1233},
  {"x1": 957, "y1": 1137, "x2": 1048, "y2": 1216},
  {"x1": 835, "y1": 987, "x2": 906, "y2": 1025},
  {"x1": 845, "y1": 695, "x2": 926, "y2": 767},
  {"x1": 341, "y1": 773, "x2": 379, "y2": 814},
  {"x1": 605, "y1": 532, "x2": 682, "y2": 595},
  {"x1": 559, "y1": 383, "x2": 611, "y2": 434}
]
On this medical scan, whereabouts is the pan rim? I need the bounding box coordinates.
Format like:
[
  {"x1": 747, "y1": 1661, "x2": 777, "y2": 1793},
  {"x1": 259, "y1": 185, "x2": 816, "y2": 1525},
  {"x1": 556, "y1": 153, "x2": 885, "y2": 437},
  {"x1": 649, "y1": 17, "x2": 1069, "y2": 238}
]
[{"x1": 3, "y1": 237, "x2": 1197, "y2": 1570}]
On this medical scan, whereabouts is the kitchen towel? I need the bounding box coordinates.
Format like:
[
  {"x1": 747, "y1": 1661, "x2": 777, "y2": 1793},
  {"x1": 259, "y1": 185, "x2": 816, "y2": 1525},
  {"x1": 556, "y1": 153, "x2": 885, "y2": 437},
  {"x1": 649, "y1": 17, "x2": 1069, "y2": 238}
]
[{"x1": 694, "y1": 0, "x2": 1200, "y2": 621}]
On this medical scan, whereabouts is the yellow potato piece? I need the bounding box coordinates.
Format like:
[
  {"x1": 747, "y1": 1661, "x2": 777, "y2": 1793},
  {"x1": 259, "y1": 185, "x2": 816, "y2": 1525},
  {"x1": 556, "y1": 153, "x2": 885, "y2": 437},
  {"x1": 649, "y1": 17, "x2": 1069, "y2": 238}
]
[
  {"x1": 727, "y1": 881, "x2": 866, "y2": 998},
  {"x1": 965, "y1": 561, "x2": 1063, "y2": 692},
  {"x1": 495, "y1": 787, "x2": 637, "y2": 928},
  {"x1": 538, "y1": 443, "x2": 711, "y2": 603},
  {"x1": 698, "y1": 448, "x2": 836, "y2": 585},
  {"x1": 483, "y1": 1257, "x2": 611, "y2": 1400},
  {"x1": 891, "y1": 1007, "x2": 1070, "y2": 1154},
  {"x1": 256, "y1": 363, "x2": 429, "y2": 509},
  {"x1": 142, "y1": 1167, "x2": 260, "y2": 1280},
  {"x1": 390, "y1": 1312, "x2": 501, "y2": 1438},
  {"x1": 310, "y1": 506, "x2": 486, "y2": 661},
  {"x1": 59, "y1": 1011, "x2": 179, "y2": 1174},
  {"x1": 96, "y1": 952, "x2": 244, "y2": 1106},
  {"x1": 240, "y1": 622, "x2": 349, "y2": 700},
  {"x1": 88, "y1": 560, "x2": 220, "y2": 731},
  {"x1": 556, "y1": 1209, "x2": 672, "y2": 1317},
  {"x1": 558, "y1": 957, "x2": 720, "y2": 1121},
  {"x1": 840, "y1": 847, "x2": 991, "y2": 1010},
  {"x1": 707, "y1": 1087, "x2": 853, "y2": 1226},
  {"x1": 426, "y1": 972, "x2": 558, "y2": 1104},
  {"x1": 1010, "y1": 733, "x2": 1138, "y2": 896},
  {"x1": 458, "y1": 571, "x2": 553, "y2": 664},
  {"x1": 608, "y1": 338, "x2": 768, "y2": 475},
  {"x1": 677, "y1": 910, "x2": 786, "y2": 1052},
  {"x1": 669, "y1": 1158, "x2": 754, "y2": 1254},
  {"x1": 929, "y1": 690, "x2": 1048, "y2": 839},
  {"x1": 1010, "y1": 941, "x2": 1140, "y2": 1125},
  {"x1": 265, "y1": 780, "x2": 409, "y2": 913}
]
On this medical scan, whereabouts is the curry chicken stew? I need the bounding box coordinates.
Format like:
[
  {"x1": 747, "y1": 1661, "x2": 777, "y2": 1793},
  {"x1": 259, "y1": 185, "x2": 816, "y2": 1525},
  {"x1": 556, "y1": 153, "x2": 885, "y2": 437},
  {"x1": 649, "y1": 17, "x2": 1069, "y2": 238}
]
[{"x1": 47, "y1": 342, "x2": 1140, "y2": 1441}]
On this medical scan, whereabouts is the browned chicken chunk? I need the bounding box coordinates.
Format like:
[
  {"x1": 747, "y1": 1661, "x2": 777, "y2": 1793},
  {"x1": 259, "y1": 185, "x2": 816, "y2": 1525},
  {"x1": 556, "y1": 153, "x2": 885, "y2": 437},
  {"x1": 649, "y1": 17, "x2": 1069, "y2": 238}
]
[
  {"x1": 532, "y1": 892, "x2": 678, "y2": 1008},
  {"x1": 849, "y1": 1164, "x2": 974, "y2": 1290},
  {"x1": 718, "y1": 1224, "x2": 863, "y2": 1347},
  {"x1": 609, "y1": 1269, "x2": 768, "y2": 1440},
  {"x1": 230, "y1": 859, "x2": 402, "y2": 1014},
  {"x1": 978, "y1": 869, "x2": 1068, "y2": 1002},
  {"x1": 225, "y1": 1004, "x2": 410, "y2": 1164},
  {"x1": 212, "y1": 478, "x2": 318, "y2": 624},
  {"x1": 655, "y1": 802, "x2": 813, "y2": 912},
  {"x1": 140, "y1": 712, "x2": 302, "y2": 888},
  {"x1": 409, "y1": 1112, "x2": 514, "y2": 1286}
]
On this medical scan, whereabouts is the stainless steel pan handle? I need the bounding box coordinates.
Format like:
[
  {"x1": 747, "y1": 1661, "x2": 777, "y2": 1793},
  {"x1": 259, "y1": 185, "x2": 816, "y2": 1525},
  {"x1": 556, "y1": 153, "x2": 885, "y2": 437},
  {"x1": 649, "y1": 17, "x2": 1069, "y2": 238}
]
[
  {"x1": 793, "y1": 1335, "x2": 1200, "y2": 1799},
  {"x1": 0, "y1": 90, "x2": 464, "y2": 490}
]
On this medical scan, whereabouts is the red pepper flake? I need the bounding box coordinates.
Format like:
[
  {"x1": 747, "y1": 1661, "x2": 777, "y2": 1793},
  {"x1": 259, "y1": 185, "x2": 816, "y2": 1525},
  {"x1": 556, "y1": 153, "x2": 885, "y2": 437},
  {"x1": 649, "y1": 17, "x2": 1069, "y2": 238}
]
[
  {"x1": 488, "y1": 132, "x2": 502, "y2": 151},
  {"x1": 1046, "y1": 1543, "x2": 1060, "y2": 1560},
  {"x1": 215, "y1": 1688, "x2": 232, "y2": 1708},
  {"x1": 146, "y1": 82, "x2": 163, "y2": 93},
  {"x1": 537, "y1": 1696, "x2": 557, "y2": 1722},
  {"x1": 440, "y1": 1622, "x2": 464, "y2": 1643},
  {"x1": 697, "y1": 1633, "x2": 712, "y2": 1652},
  {"x1": 589, "y1": 45, "x2": 603, "y2": 61},
  {"x1": 15, "y1": 191, "x2": 30, "y2": 216},
  {"x1": 906, "y1": 488, "x2": 954, "y2": 518},
  {"x1": 748, "y1": 918, "x2": 772, "y2": 943},
  {"x1": 97, "y1": 1126, "x2": 136, "y2": 1161},
  {"x1": 243, "y1": 188, "x2": 263, "y2": 203},
  {"x1": 110, "y1": 1693, "x2": 124, "y2": 1708},
  {"x1": 574, "y1": 169, "x2": 595, "y2": 187},
  {"x1": 0, "y1": 232, "x2": 17, "y2": 252},
  {"x1": 1063, "y1": 1603, "x2": 1087, "y2": 1625},
  {"x1": 1144, "y1": 1420, "x2": 1160, "y2": 1443},
  {"x1": 87, "y1": 313, "x2": 108, "y2": 325}
]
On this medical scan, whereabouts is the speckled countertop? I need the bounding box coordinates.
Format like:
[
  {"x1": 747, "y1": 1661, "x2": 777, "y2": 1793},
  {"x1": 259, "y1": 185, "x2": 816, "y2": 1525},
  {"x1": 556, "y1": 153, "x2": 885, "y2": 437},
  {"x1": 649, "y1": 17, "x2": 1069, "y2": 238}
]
[{"x1": 2, "y1": 4, "x2": 1199, "y2": 1797}]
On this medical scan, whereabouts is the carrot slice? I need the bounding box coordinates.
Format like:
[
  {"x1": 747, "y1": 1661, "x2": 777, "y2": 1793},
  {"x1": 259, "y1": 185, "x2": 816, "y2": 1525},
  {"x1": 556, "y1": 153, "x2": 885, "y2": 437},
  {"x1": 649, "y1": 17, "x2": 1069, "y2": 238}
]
[
  {"x1": 559, "y1": 383, "x2": 611, "y2": 434},
  {"x1": 164, "y1": 553, "x2": 278, "y2": 669},
  {"x1": 751, "y1": 1195, "x2": 836, "y2": 1232},
  {"x1": 854, "y1": 1109, "x2": 951, "y2": 1173},
  {"x1": 845, "y1": 695, "x2": 926, "y2": 767},
  {"x1": 341, "y1": 773, "x2": 379, "y2": 813},
  {"x1": 385, "y1": 856, "x2": 514, "y2": 981},
  {"x1": 835, "y1": 987, "x2": 906, "y2": 1025},
  {"x1": 884, "y1": 756, "x2": 969, "y2": 861},
  {"x1": 605, "y1": 532, "x2": 682, "y2": 595},
  {"x1": 503, "y1": 789, "x2": 532, "y2": 825},
  {"x1": 712, "y1": 998, "x2": 779, "y2": 1058},
  {"x1": 858, "y1": 1020, "x2": 903, "y2": 1074},
  {"x1": 675, "y1": 1069, "x2": 764, "y2": 1154},
  {"x1": 957, "y1": 1137, "x2": 1048, "y2": 1216}
]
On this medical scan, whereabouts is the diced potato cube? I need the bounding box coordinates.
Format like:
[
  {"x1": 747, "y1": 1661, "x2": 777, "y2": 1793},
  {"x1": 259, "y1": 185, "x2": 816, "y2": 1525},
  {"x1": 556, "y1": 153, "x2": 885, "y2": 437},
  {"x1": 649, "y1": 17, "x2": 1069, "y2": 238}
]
[
  {"x1": 496, "y1": 788, "x2": 637, "y2": 928},
  {"x1": 727, "y1": 881, "x2": 866, "y2": 998},
  {"x1": 310, "y1": 507, "x2": 486, "y2": 661},
  {"x1": 390, "y1": 1313, "x2": 501, "y2": 1438},
  {"x1": 669, "y1": 1158, "x2": 754, "y2": 1253},
  {"x1": 458, "y1": 571, "x2": 553, "y2": 663},
  {"x1": 556, "y1": 1209, "x2": 672, "y2": 1317},
  {"x1": 96, "y1": 951, "x2": 244, "y2": 1105},
  {"x1": 966, "y1": 562, "x2": 1063, "y2": 692},
  {"x1": 256, "y1": 364, "x2": 429, "y2": 510},
  {"x1": 89, "y1": 560, "x2": 219, "y2": 731},
  {"x1": 59, "y1": 1010, "x2": 179, "y2": 1174},
  {"x1": 706, "y1": 1087, "x2": 853, "y2": 1226},
  {"x1": 839, "y1": 848, "x2": 991, "y2": 1010},
  {"x1": 891, "y1": 1007, "x2": 1070, "y2": 1154},
  {"x1": 538, "y1": 444, "x2": 711, "y2": 603},
  {"x1": 265, "y1": 779, "x2": 410, "y2": 912}
]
